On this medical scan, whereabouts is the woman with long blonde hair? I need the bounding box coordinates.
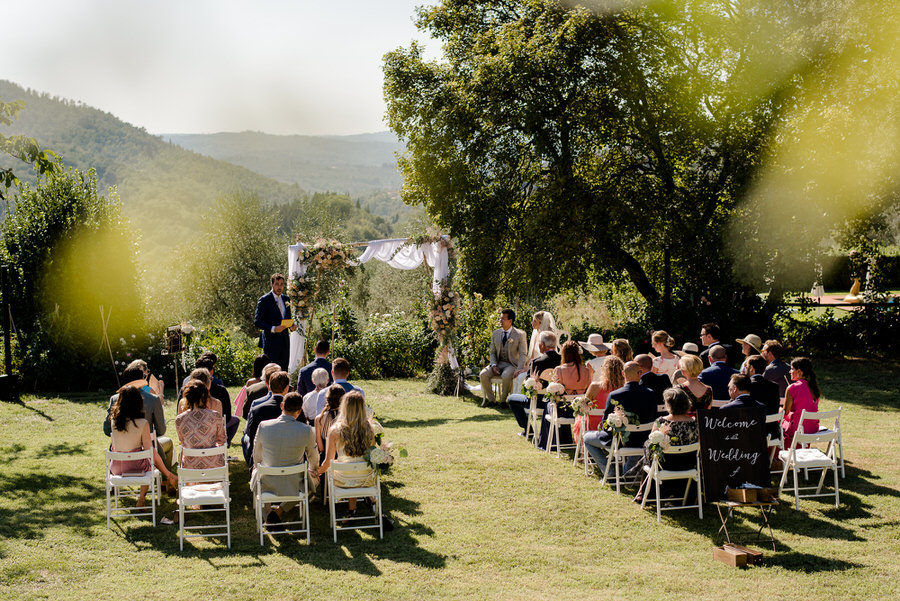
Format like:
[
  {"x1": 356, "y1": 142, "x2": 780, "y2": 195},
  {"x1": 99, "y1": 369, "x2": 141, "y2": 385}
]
[
  {"x1": 317, "y1": 391, "x2": 376, "y2": 515},
  {"x1": 574, "y1": 356, "x2": 625, "y2": 441}
]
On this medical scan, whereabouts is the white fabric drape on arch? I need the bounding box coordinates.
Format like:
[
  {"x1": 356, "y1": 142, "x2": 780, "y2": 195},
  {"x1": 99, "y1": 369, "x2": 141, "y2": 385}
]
[{"x1": 285, "y1": 237, "x2": 452, "y2": 372}]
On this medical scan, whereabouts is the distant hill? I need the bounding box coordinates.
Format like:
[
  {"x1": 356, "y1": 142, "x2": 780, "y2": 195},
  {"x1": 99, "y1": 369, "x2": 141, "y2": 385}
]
[
  {"x1": 0, "y1": 80, "x2": 305, "y2": 255},
  {"x1": 164, "y1": 130, "x2": 411, "y2": 219}
]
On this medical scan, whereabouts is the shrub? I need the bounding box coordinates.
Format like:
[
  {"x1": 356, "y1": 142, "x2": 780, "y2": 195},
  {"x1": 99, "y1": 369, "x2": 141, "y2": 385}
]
[
  {"x1": 183, "y1": 323, "x2": 260, "y2": 386},
  {"x1": 332, "y1": 312, "x2": 434, "y2": 379}
]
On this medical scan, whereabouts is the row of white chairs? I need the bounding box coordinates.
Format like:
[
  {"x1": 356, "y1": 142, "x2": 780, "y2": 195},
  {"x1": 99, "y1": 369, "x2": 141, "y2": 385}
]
[
  {"x1": 105, "y1": 442, "x2": 382, "y2": 547},
  {"x1": 528, "y1": 392, "x2": 844, "y2": 518}
]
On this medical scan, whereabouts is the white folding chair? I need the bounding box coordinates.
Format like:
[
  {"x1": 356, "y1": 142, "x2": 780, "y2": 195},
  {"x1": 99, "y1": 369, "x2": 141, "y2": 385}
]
[
  {"x1": 105, "y1": 448, "x2": 156, "y2": 528},
  {"x1": 327, "y1": 460, "x2": 383, "y2": 542},
  {"x1": 253, "y1": 462, "x2": 310, "y2": 546},
  {"x1": 640, "y1": 442, "x2": 703, "y2": 522},
  {"x1": 573, "y1": 407, "x2": 605, "y2": 469},
  {"x1": 814, "y1": 408, "x2": 845, "y2": 478},
  {"x1": 600, "y1": 422, "x2": 654, "y2": 493},
  {"x1": 778, "y1": 408, "x2": 841, "y2": 510},
  {"x1": 766, "y1": 411, "x2": 785, "y2": 473},
  {"x1": 545, "y1": 394, "x2": 578, "y2": 458},
  {"x1": 490, "y1": 377, "x2": 503, "y2": 402},
  {"x1": 710, "y1": 399, "x2": 730, "y2": 408},
  {"x1": 177, "y1": 446, "x2": 231, "y2": 550},
  {"x1": 524, "y1": 393, "x2": 543, "y2": 446}
]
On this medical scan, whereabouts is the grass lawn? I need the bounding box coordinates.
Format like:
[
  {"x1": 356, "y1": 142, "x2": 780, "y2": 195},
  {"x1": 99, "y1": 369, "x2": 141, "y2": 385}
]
[{"x1": 1, "y1": 358, "x2": 898, "y2": 600}]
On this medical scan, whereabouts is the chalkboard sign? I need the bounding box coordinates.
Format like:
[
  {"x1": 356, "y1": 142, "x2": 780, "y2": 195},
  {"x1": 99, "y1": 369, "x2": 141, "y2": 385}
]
[{"x1": 697, "y1": 407, "x2": 770, "y2": 501}]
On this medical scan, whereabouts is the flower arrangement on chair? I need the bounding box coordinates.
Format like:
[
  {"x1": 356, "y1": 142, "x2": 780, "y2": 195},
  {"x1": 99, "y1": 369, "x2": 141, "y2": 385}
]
[
  {"x1": 543, "y1": 381, "x2": 565, "y2": 405},
  {"x1": 601, "y1": 400, "x2": 638, "y2": 444},
  {"x1": 522, "y1": 376, "x2": 543, "y2": 399},
  {"x1": 647, "y1": 426, "x2": 675, "y2": 464},
  {"x1": 568, "y1": 395, "x2": 590, "y2": 416}
]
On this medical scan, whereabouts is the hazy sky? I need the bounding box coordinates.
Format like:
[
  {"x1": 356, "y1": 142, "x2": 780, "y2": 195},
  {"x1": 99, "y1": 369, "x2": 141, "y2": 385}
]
[{"x1": 1, "y1": 1, "x2": 435, "y2": 136}]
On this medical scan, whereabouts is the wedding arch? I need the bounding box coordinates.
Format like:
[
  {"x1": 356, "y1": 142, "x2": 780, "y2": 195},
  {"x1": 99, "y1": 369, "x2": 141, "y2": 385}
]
[{"x1": 286, "y1": 235, "x2": 458, "y2": 376}]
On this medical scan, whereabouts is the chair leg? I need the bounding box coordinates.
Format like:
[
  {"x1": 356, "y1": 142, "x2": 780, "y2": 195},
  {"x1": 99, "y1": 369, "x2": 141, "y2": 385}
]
[
  {"x1": 833, "y1": 466, "x2": 840, "y2": 507},
  {"x1": 614, "y1": 456, "x2": 622, "y2": 495},
  {"x1": 792, "y1": 465, "x2": 801, "y2": 510},
  {"x1": 655, "y1": 476, "x2": 662, "y2": 522}
]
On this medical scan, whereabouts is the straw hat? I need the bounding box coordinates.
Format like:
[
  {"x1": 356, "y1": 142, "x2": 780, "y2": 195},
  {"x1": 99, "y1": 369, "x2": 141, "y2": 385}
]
[
  {"x1": 578, "y1": 333, "x2": 610, "y2": 353},
  {"x1": 674, "y1": 342, "x2": 700, "y2": 357},
  {"x1": 735, "y1": 334, "x2": 762, "y2": 354}
]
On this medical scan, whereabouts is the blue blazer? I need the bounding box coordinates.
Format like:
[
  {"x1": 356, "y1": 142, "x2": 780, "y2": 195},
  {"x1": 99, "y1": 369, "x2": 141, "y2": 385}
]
[
  {"x1": 599, "y1": 382, "x2": 658, "y2": 447},
  {"x1": 254, "y1": 291, "x2": 292, "y2": 357},
  {"x1": 296, "y1": 357, "x2": 333, "y2": 396},
  {"x1": 699, "y1": 362, "x2": 738, "y2": 400}
]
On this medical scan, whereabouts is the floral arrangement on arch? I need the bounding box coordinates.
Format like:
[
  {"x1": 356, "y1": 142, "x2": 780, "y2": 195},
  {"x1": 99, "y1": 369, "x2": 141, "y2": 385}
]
[
  {"x1": 647, "y1": 425, "x2": 676, "y2": 464},
  {"x1": 289, "y1": 239, "x2": 356, "y2": 320},
  {"x1": 601, "y1": 400, "x2": 638, "y2": 444},
  {"x1": 430, "y1": 281, "x2": 459, "y2": 347}
]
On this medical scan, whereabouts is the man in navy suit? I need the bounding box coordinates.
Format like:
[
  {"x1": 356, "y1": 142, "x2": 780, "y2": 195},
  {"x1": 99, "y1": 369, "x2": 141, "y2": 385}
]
[
  {"x1": 582, "y1": 361, "x2": 658, "y2": 474},
  {"x1": 242, "y1": 370, "x2": 290, "y2": 468},
  {"x1": 746, "y1": 354, "x2": 781, "y2": 439},
  {"x1": 699, "y1": 345, "x2": 738, "y2": 400},
  {"x1": 636, "y1": 354, "x2": 672, "y2": 413},
  {"x1": 296, "y1": 339, "x2": 333, "y2": 396},
  {"x1": 721, "y1": 374, "x2": 766, "y2": 410},
  {"x1": 254, "y1": 273, "x2": 297, "y2": 371}
]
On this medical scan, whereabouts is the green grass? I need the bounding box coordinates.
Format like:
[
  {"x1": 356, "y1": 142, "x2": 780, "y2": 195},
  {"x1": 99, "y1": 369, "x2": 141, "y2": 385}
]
[{"x1": 1, "y1": 359, "x2": 899, "y2": 600}]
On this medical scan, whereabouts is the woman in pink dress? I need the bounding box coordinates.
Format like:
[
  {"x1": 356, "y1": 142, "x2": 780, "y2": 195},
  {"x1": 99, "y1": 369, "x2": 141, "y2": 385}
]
[
  {"x1": 574, "y1": 356, "x2": 624, "y2": 441},
  {"x1": 538, "y1": 341, "x2": 593, "y2": 451},
  {"x1": 781, "y1": 357, "x2": 821, "y2": 449}
]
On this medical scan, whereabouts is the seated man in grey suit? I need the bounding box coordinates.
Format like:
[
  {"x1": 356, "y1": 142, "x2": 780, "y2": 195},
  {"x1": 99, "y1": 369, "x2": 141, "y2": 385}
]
[
  {"x1": 479, "y1": 308, "x2": 527, "y2": 407},
  {"x1": 250, "y1": 391, "x2": 319, "y2": 529}
]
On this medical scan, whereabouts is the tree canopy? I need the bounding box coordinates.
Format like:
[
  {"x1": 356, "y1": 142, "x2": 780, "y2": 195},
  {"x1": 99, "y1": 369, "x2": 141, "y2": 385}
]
[{"x1": 383, "y1": 0, "x2": 898, "y2": 308}]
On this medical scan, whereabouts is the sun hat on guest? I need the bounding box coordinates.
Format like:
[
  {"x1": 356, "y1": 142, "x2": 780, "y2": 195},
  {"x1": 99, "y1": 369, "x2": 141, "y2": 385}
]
[
  {"x1": 735, "y1": 334, "x2": 762, "y2": 354},
  {"x1": 578, "y1": 333, "x2": 610, "y2": 353},
  {"x1": 674, "y1": 342, "x2": 700, "y2": 357}
]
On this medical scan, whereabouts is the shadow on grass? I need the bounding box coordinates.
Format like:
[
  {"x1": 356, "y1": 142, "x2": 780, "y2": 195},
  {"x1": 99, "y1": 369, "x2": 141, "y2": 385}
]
[
  {"x1": 34, "y1": 442, "x2": 88, "y2": 459},
  {"x1": 11, "y1": 399, "x2": 55, "y2": 421},
  {"x1": 381, "y1": 412, "x2": 510, "y2": 429},
  {"x1": 0, "y1": 471, "x2": 104, "y2": 539},
  {"x1": 765, "y1": 552, "x2": 862, "y2": 571},
  {"x1": 0, "y1": 443, "x2": 25, "y2": 463}
]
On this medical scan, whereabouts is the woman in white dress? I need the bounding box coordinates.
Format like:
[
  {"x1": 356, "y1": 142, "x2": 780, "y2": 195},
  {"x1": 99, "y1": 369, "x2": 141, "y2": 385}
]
[
  {"x1": 513, "y1": 310, "x2": 560, "y2": 392},
  {"x1": 317, "y1": 391, "x2": 376, "y2": 517},
  {"x1": 651, "y1": 330, "x2": 680, "y2": 383}
]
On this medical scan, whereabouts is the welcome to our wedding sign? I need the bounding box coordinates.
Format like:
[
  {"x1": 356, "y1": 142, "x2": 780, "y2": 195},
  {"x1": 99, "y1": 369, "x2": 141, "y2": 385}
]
[{"x1": 697, "y1": 407, "x2": 770, "y2": 501}]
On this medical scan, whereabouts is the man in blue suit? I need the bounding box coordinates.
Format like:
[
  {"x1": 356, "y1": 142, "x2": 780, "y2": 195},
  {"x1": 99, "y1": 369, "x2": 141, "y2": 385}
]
[
  {"x1": 582, "y1": 361, "x2": 658, "y2": 474},
  {"x1": 699, "y1": 345, "x2": 738, "y2": 400},
  {"x1": 254, "y1": 273, "x2": 296, "y2": 371}
]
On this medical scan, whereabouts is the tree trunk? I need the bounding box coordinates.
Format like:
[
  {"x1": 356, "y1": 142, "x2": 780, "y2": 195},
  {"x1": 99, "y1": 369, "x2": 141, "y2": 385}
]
[{"x1": 610, "y1": 246, "x2": 660, "y2": 303}]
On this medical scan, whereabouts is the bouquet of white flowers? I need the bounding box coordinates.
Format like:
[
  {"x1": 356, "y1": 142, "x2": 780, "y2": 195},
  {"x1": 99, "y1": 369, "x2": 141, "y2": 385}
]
[
  {"x1": 364, "y1": 440, "x2": 408, "y2": 474},
  {"x1": 647, "y1": 425, "x2": 674, "y2": 464},
  {"x1": 600, "y1": 400, "x2": 638, "y2": 444}
]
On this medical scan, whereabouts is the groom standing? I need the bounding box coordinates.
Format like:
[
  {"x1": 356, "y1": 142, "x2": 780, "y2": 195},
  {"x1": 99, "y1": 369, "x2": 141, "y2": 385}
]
[
  {"x1": 479, "y1": 308, "x2": 527, "y2": 407},
  {"x1": 254, "y1": 273, "x2": 296, "y2": 371}
]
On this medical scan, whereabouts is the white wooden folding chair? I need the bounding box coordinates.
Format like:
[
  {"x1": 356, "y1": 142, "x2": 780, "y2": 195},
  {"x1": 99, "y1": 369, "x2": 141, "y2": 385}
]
[
  {"x1": 766, "y1": 411, "x2": 785, "y2": 474},
  {"x1": 177, "y1": 446, "x2": 231, "y2": 550},
  {"x1": 640, "y1": 442, "x2": 703, "y2": 522},
  {"x1": 573, "y1": 407, "x2": 605, "y2": 469},
  {"x1": 813, "y1": 408, "x2": 844, "y2": 478},
  {"x1": 327, "y1": 459, "x2": 382, "y2": 542},
  {"x1": 778, "y1": 408, "x2": 841, "y2": 510},
  {"x1": 105, "y1": 448, "x2": 156, "y2": 528},
  {"x1": 600, "y1": 421, "x2": 654, "y2": 493},
  {"x1": 545, "y1": 394, "x2": 578, "y2": 458},
  {"x1": 253, "y1": 462, "x2": 310, "y2": 546},
  {"x1": 526, "y1": 369, "x2": 555, "y2": 447}
]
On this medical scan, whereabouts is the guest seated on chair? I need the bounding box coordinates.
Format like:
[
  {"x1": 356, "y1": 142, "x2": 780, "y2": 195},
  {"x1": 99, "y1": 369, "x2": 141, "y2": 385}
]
[
  {"x1": 479, "y1": 308, "x2": 527, "y2": 407},
  {"x1": 674, "y1": 354, "x2": 712, "y2": 412},
  {"x1": 250, "y1": 391, "x2": 319, "y2": 529},
  {"x1": 632, "y1": 387, "x2": 698, "y2": 503},
  {"x1": 636, "y1": 353, "x2": 672, "y2": 409},
  {"x1": 234, "y1": 354, "x2": 270, "y2": 419},
  {"x1": 316, "y1": 391, "x2": 377, "y2": 519},
  {"x1": 242, "y1": 370, "x2": 290, "y2": 469},
  {"x1": 508, "y1": 331, "x2": 561, "y2": 436},
  {"x1": 698, "y1": 345, "x2": 738, "y2": 400},
  {"x1": 177, "y1": 368, "x2": 222, "y2": 416},
  {"x1": 721, "y1": 374, "x2": 766, "y2": 410},
  {"x1": 650, "y1": 330, "x2": 680, "y2": 383},
  {"x1": 578, "y1": 333, "x2": 610, "y2": 382},
  {"x1": 574, "y1": 356, "x2": 624, "y2": 442},
  {"x1": 297, "y1": 340, "x2": 333, "y2": 396},
  {"x1": 303, "y1": 367, "x2": 332, "y2": 423},
  {"x1": 761, "y1": 339, "x2": 791, "y2": 397},
  {"x1": 746, "y1": 354, "x2": 781, "y2": 438},
  {"x1": 109, "y1": 385, "x2": 177, "y2": 502},
  {"x1": 581, "y1": 361, "x2": 657, "y2": 474},
  {"x1": 175, "y1": 380, "x2": 226, "y2": 469},
  {"x1": 315, "y1": 384, "x2": 345, "y2": 465},
  {"x1": 536, "y1": 340, "x2": 593, "y2": 451},
  {"x1": 781, "y1": 357, "x2": 821, "y2": 449}
]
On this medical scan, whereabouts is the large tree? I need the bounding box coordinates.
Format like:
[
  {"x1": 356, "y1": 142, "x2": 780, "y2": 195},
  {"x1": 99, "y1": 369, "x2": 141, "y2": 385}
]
[{"x1": 382, "y1": 1, "x2": 830, "y2": 304}]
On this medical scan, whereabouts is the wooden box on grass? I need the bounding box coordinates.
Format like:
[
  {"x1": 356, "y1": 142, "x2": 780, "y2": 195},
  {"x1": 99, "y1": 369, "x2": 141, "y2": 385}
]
[
  {"x1": 757, "y1": 487, "x2": 779, "y2": 503},
  {"x1": 713, "y1": 544, "x2": 764, "y2": 568}
]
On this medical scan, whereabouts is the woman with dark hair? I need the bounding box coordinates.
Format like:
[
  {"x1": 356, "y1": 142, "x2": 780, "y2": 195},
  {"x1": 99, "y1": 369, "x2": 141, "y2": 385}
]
[
  {"x1": 316, "y1": 391, "x2": 377, "y2": 517},
  {"x1": 109, "y1": 385, "x2": 177, "y2": 504},
  {"x1": 537, "y1": 341, "x2": 593, "y2": 451},
  {"x1": 315, "y1": 384, "x2": 346, "y2": 464},
  {"x1": 175, "y1": 379, "x2": 226, "y2": 470},
  {"x1": 781, "y1": 357, "x2": 821, "y2": 448}
]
